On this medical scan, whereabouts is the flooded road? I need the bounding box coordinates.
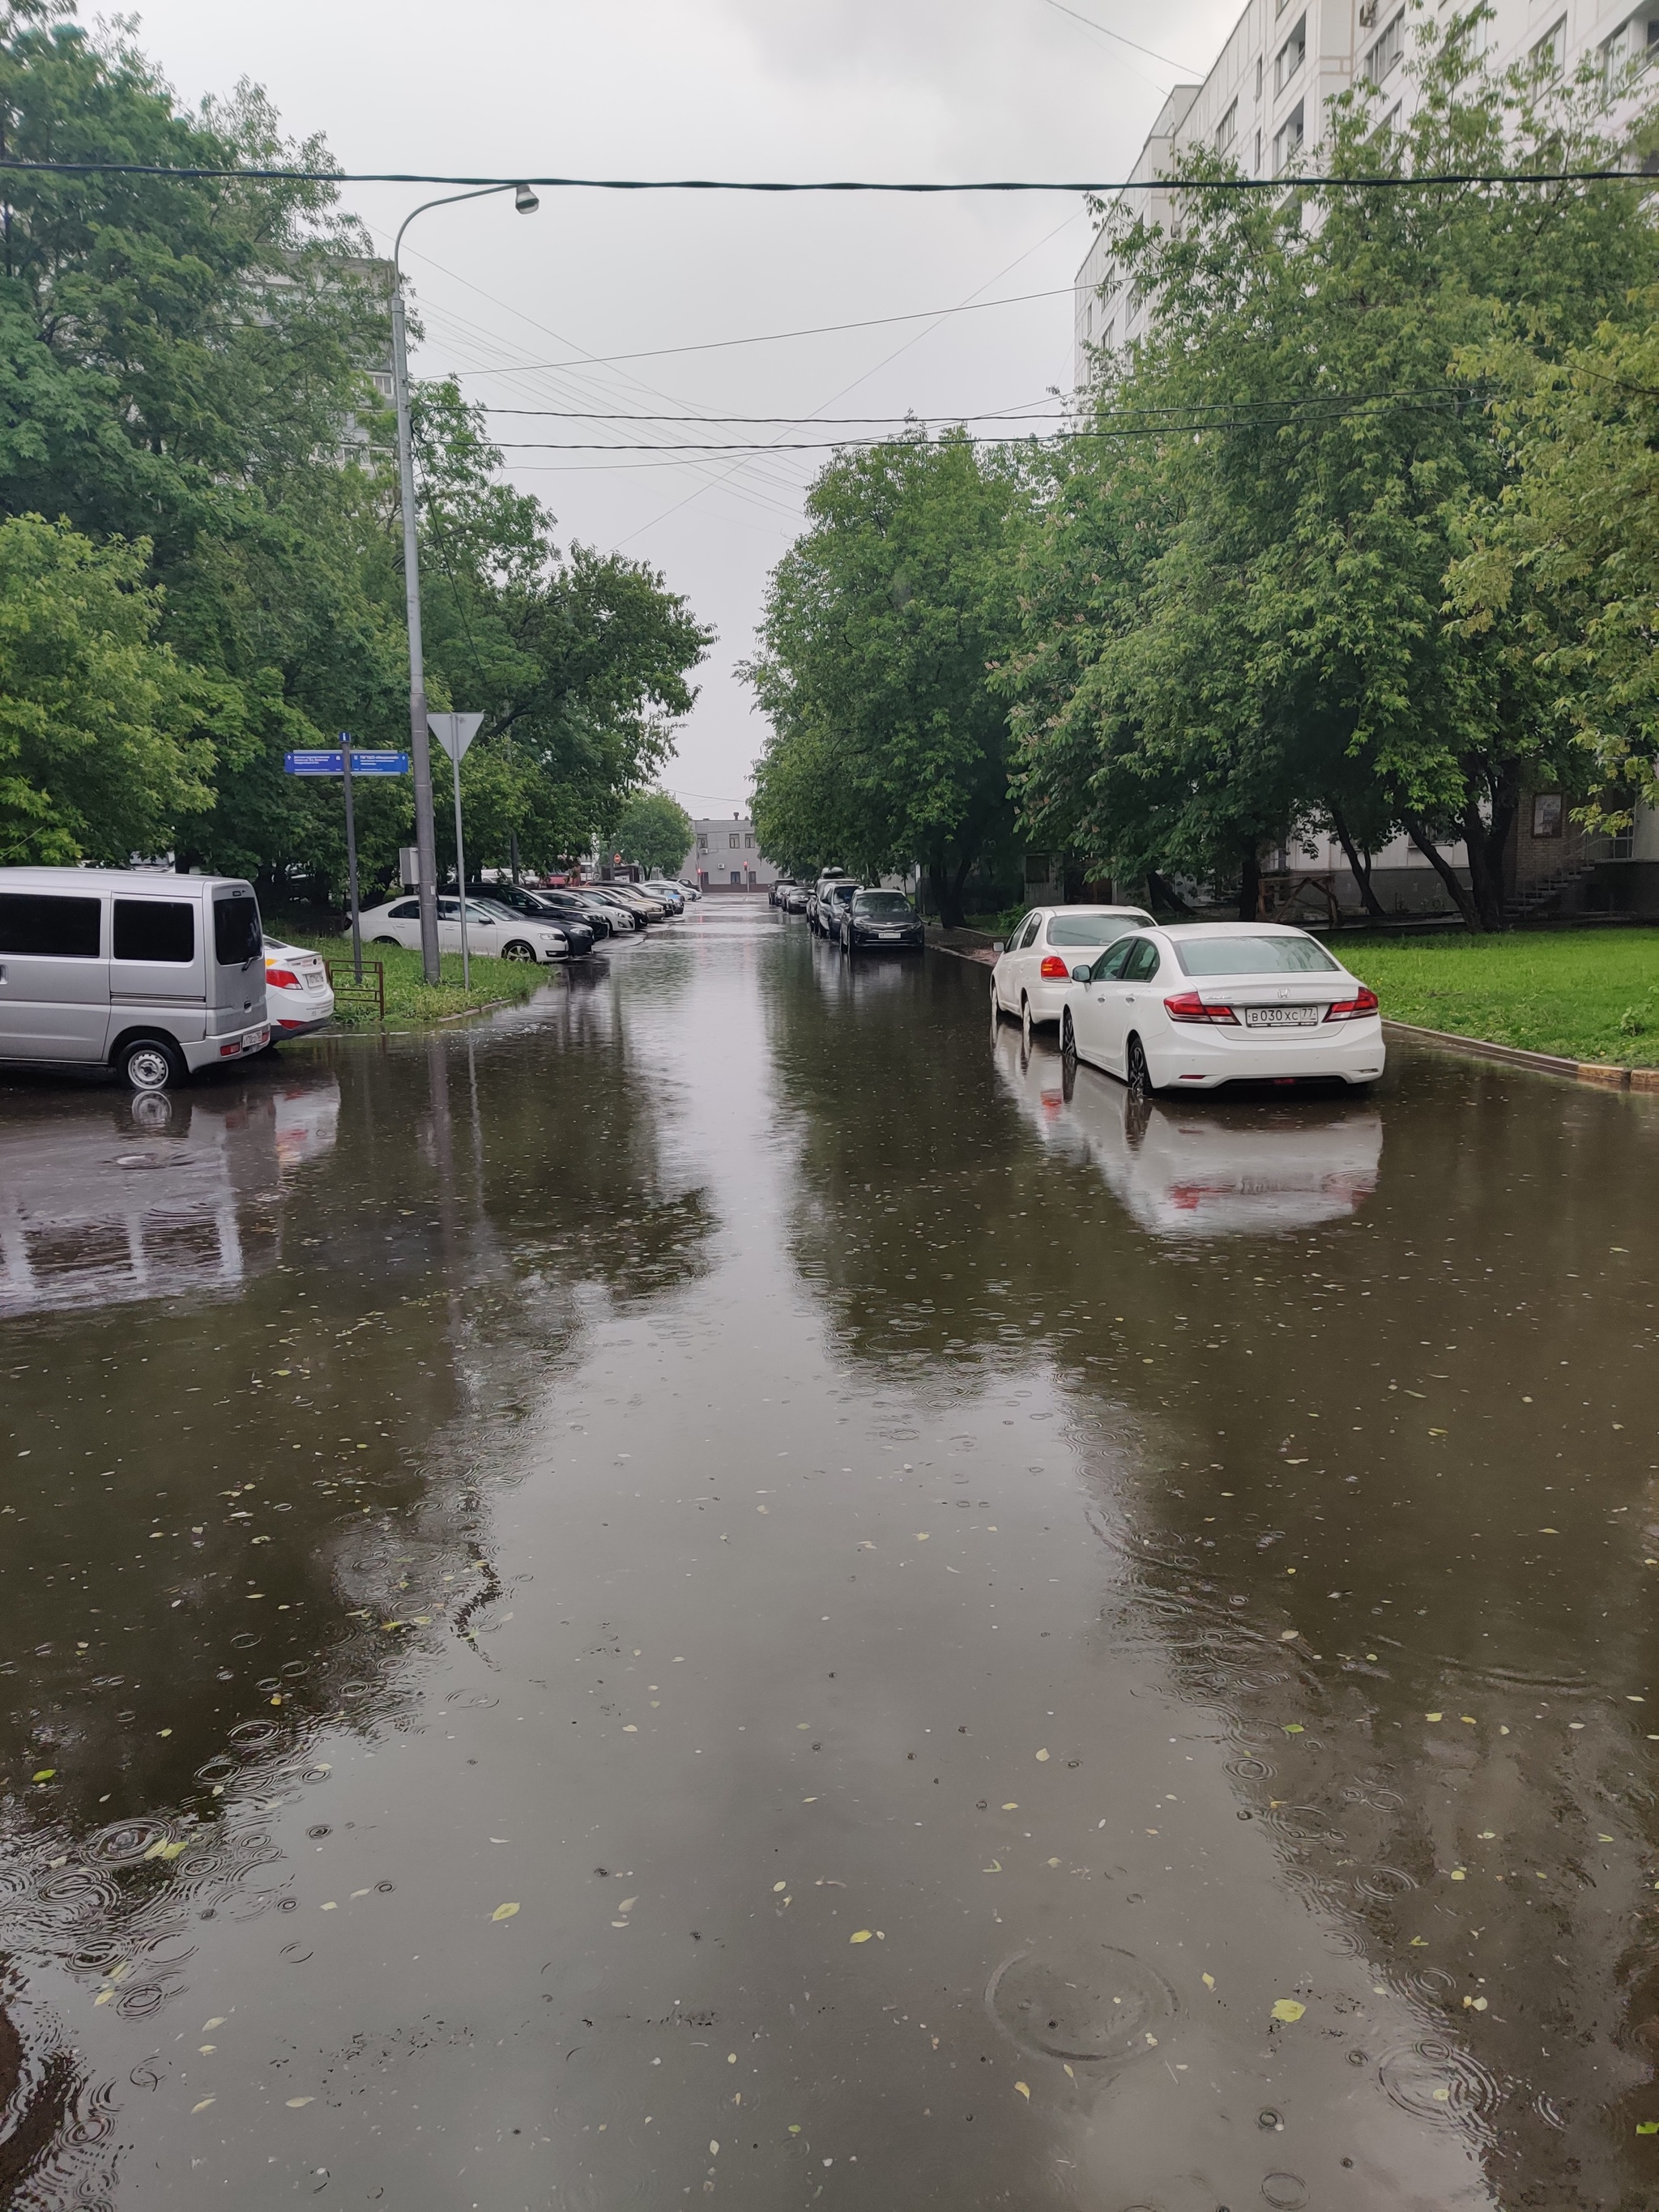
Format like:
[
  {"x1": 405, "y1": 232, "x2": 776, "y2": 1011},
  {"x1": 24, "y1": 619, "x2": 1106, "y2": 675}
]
[{"x1": 1, "y1": 895, "x2": 1657, "y2": 2211}]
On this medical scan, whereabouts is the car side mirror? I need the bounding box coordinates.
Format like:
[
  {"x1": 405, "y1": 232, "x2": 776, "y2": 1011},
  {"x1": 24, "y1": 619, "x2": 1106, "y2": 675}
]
[{"x1": 1071, "y1": 963, "x2": 1091, "y2": 982}]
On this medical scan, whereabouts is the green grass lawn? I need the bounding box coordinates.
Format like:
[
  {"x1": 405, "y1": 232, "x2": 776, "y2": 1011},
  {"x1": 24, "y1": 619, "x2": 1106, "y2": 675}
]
[
  {"x1": 1342, "y1": 927, "x2": 1659, "y2": 1066},
  {"x1": 271, "y1": 924, "x2": 550, "y2": 1032}
]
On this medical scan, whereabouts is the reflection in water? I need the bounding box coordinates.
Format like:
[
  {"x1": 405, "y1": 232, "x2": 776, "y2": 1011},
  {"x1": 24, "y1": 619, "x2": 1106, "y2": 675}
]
[
  {"x1": 991, "y1": 1023, "x2": 1382, "y2": 1238},
  {"x1": 2, "y1": 928, "x2": 1659, "y2": 2209},
  {"x1": 0, "y1": 1073, "x2": 342, "y2": 1318}
]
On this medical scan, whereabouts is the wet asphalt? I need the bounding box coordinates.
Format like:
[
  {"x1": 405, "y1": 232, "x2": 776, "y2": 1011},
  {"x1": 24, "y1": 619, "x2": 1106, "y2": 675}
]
[{"x1": 0, "y1": 893, "x2": 1657, "y2": 2211}]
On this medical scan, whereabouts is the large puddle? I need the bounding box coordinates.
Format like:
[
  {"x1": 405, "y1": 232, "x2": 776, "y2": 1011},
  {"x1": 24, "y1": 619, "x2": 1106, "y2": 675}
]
[{"x1": 0, "y1": 897, "x2": 1653, "y2": 2209}]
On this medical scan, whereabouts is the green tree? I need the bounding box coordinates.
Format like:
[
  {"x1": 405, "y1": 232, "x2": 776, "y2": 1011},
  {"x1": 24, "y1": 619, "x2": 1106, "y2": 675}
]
[
  {"x1": 1011, "y1": 10, "x2": 1659, "y2": 928},
  {"x1": 745, "y1": 432, "x2": 1026, "y2": 927},
  {"x1": 612, "y1": 789, "x2": 693, "y2": 879},
  {"x1": 0, "y1": 514, "x2": 243, "y2": 863}
]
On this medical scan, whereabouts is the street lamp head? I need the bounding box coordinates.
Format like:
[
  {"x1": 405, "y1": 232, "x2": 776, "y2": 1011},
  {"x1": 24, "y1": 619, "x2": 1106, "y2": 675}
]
[{"x1": 514, "y1": 183, "x2": 539, "y2": 215}]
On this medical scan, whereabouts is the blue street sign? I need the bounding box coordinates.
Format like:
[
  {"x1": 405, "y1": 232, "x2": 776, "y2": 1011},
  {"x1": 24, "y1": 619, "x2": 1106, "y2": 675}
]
[{"x1": 284, "y1": 750, "x2": 409, "y2": 777}]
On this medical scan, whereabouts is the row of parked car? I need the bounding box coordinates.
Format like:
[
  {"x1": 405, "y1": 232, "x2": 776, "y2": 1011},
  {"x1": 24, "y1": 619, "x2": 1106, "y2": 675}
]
[
  {"x1": 771, "y1": 871, "x2": 925, "y2": 957},
  {"x1": 0, "y1": 861, "x2": 701, "y2": 1094}
]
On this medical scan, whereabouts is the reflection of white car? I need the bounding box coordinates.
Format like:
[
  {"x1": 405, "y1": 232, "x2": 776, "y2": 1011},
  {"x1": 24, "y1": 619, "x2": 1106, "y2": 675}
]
[
  {"x1": 360, "y1": 897, "x2": 568, "y2": 965},
  {"x1": 1060, "y1": 923, "x2": 1384, "y2": 1092},
  {"x1": 264, "y1": 936, "x2": 335, "y2": 1041},
  {"x1": 992, "y1": 906, "x2": 1152, "y2": 1038},
  {"x1": 990, "y1": 1022, "x2": 1382, "y2": 1238}
]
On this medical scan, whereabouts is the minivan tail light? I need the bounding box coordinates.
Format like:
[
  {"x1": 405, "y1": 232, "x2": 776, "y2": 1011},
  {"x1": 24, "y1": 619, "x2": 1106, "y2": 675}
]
[
  {"x1": 1164, "y1": 991, "x2": 1239, "y2": 1025},
  {"x1": 1324, "y1": 986, "x2": 1379, "y2": 1022},
  {"x1": 265, "y1": 966, "x2": 301, "y2": 990},
  {"x1": 1038, "y1": 956, "x2": 1070, "y2": 979}
]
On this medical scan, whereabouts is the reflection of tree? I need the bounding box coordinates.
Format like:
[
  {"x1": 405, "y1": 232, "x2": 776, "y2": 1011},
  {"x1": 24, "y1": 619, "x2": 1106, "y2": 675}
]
[
  {"x1": 774, "y1": 964, "x2": 1659, "y2": 2202},
  {"x1": 0, "y1": 1001, "x2": 713, "y2": 2193}
]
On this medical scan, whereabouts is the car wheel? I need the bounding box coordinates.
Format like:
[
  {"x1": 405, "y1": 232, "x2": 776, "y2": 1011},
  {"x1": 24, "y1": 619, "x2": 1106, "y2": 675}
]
[
  {"x1": 990, "y1": 978, "x2": 1002, "y2": 1021},
  {"x1": 121, "y1": 1036, "x2": 184, "y2": 1093},
  {"x1": 1127, "y1": 1034, "x2": 1158, "y2": 1095},
  {"x1": 1020, "y1": 996, "x2": 1034, "y2": 1050},
  {"x1": 501, "y1": 940, "x2": 539, "y2": 963},
  {"x1": 1061, "y1": 1008, "x2": 1077, "y2": 1064},
  {"x1": 373, "y1": 935, "x2": 399, "y2": 945}
]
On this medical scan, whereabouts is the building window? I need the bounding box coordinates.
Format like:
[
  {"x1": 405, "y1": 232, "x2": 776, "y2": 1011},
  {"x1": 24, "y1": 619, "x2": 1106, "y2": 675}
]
[
  {"x1": 729, "y1": 833, "x2": 740, "y2": 847},
  {"x1": 1275, "y1": 14, "x2": 1306, "y2": 93},
  {"x1": 1532, "y1": 792, "x2": 1564, "y2": 839},
  {"x1": 1532, "y1": 16, "x2": 1566, "y2": 73},
  {"x1": 697, "y1": 835, "x2": 707, "y2": 852},
  {"x1": 744, "y1": 833, "x2": 754, "y2": 847},
  {"x1": 1256, "y1": 54, "x2": 1264, "y2": 98},
  {"x1": 1363, "y1": 8, "x2": 1405, "y2": 86},
  {"x1": 1273, "y1": 101, "x2": 1304, "y2": 173},
  {"x1": 1215, "y1": 99, "x2": 1238, "y2": 153},
  {"x1": 1603, "y1": 10, "x2": 1659, "y2": 89}
]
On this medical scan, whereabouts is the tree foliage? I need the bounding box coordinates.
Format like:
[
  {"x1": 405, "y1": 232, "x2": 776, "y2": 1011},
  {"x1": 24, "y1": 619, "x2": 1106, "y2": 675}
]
[
  {"x1": 0, "y1": 5, "x2": 710, "y2": 899},
  {"x1": 1006, "y1": 12, "x2": 1659, "y2": 929},
  {"x1": 748, "y1": 433, "x2": 1027, "y2": 925},
  {"x1": 611, "y1": 789, "x2": 693, "y2": 879}
]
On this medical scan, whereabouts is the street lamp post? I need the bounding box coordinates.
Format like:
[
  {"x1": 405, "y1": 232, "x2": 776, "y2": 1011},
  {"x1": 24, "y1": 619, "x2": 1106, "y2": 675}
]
[{"x1": 390, "y1": 181, "x2": 539, "y2": 984}]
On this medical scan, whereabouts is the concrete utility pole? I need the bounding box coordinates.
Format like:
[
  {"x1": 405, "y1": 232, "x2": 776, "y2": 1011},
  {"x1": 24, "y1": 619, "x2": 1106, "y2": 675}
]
[{"x1": 390, "y1": 181, "x2": 539, "y2": 984}]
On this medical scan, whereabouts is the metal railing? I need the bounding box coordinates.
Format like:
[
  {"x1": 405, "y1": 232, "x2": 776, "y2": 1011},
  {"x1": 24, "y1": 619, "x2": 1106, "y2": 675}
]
[{"x1": 325, "y1": 958, "x2": 386, "y2": 1021}]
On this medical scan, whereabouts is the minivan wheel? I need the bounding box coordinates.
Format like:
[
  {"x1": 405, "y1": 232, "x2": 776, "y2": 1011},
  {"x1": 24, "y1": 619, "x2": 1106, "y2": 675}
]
[{"x1": 122, "y1": 1037, "x2": 184, "y2": 1093}]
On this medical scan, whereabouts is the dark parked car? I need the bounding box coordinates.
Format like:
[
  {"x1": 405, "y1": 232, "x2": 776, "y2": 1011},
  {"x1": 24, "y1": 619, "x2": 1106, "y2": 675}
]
[
  {"x1": 841, "y1": 889, "x2": 924, "y2": 957},
  {"x1": 463, "y1": 880, "x2": 596, "y2": 956},
  {"x1": 769, "y1": 878, "x2": 797, "y2": 908}
]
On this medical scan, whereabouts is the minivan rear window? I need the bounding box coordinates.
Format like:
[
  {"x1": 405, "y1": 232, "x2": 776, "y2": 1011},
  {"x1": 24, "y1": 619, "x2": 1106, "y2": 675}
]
[
  {"x1": 0, "y1": 893, "x2": 101, "y2": 958},
  {"x1": 113, "y1": 899, "x2": 194, "y2": 964},
  {"x1": 213, "y1": 893, "x2": 262, "y2": 966},
  {"x1": 1174, "y1": 933, "x2": 1338, "y2": 976}
]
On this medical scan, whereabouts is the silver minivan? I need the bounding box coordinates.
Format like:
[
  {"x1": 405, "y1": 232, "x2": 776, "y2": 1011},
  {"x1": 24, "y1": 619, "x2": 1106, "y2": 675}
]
[{"x1": 0, "y1": 867, "x2": 271, "y2": 1091}]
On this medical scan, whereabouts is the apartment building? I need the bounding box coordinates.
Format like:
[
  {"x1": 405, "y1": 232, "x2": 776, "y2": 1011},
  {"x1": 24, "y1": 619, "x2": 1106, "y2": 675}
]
[{"x1": 1074, "y1": 0, "x2": 1658, "y2": 381}]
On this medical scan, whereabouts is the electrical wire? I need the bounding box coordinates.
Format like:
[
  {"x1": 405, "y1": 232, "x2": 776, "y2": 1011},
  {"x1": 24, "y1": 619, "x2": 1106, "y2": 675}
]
[
  {"x1": 1035, "y1": 0, "x2": 1201, "y2": 75},
  {"x1": 0, "y1": 158, "x2": 1642, "y2": 190}
]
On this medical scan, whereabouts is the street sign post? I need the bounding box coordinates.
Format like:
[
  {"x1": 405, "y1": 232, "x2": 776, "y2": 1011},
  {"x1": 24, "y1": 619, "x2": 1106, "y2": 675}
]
[
  {"x1": 428, "y1": 714, "x2": 484, "y2": 989},
  {"x1": 282, "y1": 747, "x2": 411, "y2": 982}
]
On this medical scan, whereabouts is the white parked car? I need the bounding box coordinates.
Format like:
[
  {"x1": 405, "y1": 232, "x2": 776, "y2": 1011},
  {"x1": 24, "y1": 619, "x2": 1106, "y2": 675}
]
[
  {"x1": 1059, "y1": 923, "x2": 1384, "y2": 1092},
  {"x1": 991, "y1": 904, "x2": 1153, "y2": 1040},
  {"x1": 264, "y1": 935, "x2": 335, "y2": 1040},
  {"x1": 360, "y1": 896, "x2": 568, "y2": 965}
]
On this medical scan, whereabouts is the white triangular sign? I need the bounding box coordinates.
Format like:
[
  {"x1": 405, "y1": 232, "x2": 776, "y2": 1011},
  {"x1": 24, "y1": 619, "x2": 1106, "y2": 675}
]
[{"x1": 429, "y1": 711, "x2": 484, "y2": 762}]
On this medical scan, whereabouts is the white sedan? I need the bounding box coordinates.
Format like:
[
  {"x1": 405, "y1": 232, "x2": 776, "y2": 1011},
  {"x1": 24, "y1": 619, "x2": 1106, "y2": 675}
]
[
  {"x1": 991, "y1": 904, "x2": 1153, "y2": 1040},
  {"x1": 264, "y1": 935, "x2": 335, "y2": 1040},
  {"x1": 1059, "y1": 923, "x2": 1384, "y2": 1091},
  {"x1": 360, "y1": 896, "x2": 568, "y2": 965}
]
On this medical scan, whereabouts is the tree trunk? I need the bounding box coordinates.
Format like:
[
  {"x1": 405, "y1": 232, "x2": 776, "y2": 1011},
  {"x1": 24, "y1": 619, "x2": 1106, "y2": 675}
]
[
  {"x1": 1402, "y1": 813, "x2": 1481, "y2": 930},
  {"x1": 936, "y1": 849, "x2": 973, "y2": 930},
  {"x1": 1461, "y1": 765, "x2": 1518, "y2": 932},
  {"x1": 1327, "y1": 802, "x2": 1388, "y2": 922},
  {"x1": 1237, "y1": 843, "x2": 1261, "y2": 923}
]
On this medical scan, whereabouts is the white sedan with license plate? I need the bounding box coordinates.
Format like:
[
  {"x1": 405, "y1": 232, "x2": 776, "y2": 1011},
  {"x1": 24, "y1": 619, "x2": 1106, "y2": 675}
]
[
  {"x1": 360, "y1": 896, "x2": 568, "y2": 965},
  {"x1": 992, "y1": 904, "x2": 1153, "y2": 1039},
  {"x1": 264, "y1": 935, "x2": 335, "y2": 1040},
  {"x1": 1059, "y1": 923, "x2": 1384, "y2": 1091}
]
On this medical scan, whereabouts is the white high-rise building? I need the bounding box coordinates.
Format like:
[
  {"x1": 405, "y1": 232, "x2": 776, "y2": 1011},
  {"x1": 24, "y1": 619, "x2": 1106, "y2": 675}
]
[{"x1": 1074, "y1": 0, "x2": 1657, "y2": 383}]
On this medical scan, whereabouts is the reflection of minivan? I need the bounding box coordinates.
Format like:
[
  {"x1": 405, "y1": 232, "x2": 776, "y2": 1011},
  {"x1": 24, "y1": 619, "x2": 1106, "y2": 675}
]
[{"x1": 0, "y1": 867, "x2": 271, "y2": 1091}]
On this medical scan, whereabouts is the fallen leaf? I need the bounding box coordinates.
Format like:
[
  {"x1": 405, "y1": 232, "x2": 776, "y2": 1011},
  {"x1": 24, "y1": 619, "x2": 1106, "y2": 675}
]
[
  {"x1": 492, "y1": 1903, "x2": 520, "y2": 1922},
  {"x1": 31, "y1": 1769, "x2": 53, "y2": 1783},
  {"x1": 192, "y1": 2098, "x2": 215, "y2": 2114},
  {"x1": 286, "y1": 2097, "x2": 313, "y2": 2108},
  {"x1": 1202, "y1": 1972, "x2": 1215, "y2": 1991},
  {"x1": 1001, "y1": 1802, "x2": 1018, "y2": 1810},
  {"x1": 1034, "y1": 1749, "x2": 1050, "y2": 1762},
  {"x1": 1279, "y1": 1630, "x2": 1299, "y2": 1643},
  {"x1": 1638, "y1": 2122, "x2": 1659, "y2": 2136},
  {"x1": 1013, "y1": 2081, "x2": 1030, "y2": 2100},
  {"x1": 915, "y1": 1533, "x2": 930, "y2": 1541},
  {"x1": 1270, "y1": 1999, "x2": 1306, "y2": 2024},
  {"x1": 1425, "y1": 1712, "x2": 1443, "y2": 1723},
  {"x1": 983, "y1": 1859, "x2": 1003, "y2": 1873},
  {"x1": 850, "y1": 1929, "x2": 873, "y2": 1943},
  {"x1": 617, "y1": 1897, "x2": 638, "y2": 1912},
  {"x1": 203, "y1": 2018, "x2": 225, "y2": 2031},
  {"x1": 773, "y1": 1881, "x2": 787, "y2": 1893}
]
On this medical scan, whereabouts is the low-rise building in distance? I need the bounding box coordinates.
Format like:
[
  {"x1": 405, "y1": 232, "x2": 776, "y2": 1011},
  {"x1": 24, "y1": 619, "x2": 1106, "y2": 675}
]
[{"x1": 686, "y1": 816, "x2": 778, "y2": 893}]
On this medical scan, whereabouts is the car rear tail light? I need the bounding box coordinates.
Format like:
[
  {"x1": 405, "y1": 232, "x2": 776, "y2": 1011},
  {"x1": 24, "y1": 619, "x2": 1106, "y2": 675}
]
[
  {"x1": 1038, "y1": 956, "x2": 1070, "y2": 979},
  {"x1": 1324, "y1": 986, "x2": 1379, "y2": 1022},
  {"x1": 265, "y1": 966, "x2": 301, "y2": 990},
  {"x1": 1164, "y1": 991, "x2": 1239, "y2": 1025}
]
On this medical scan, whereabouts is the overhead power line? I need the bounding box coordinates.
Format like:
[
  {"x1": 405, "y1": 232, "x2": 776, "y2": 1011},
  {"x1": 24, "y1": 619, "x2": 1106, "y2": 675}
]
[
  {"x1": 1036, "y1": 0, "x2": 1201, "y2": 75},
  {"x1": 0, "y1": 158, "x2": 1644, "y2": 190}
]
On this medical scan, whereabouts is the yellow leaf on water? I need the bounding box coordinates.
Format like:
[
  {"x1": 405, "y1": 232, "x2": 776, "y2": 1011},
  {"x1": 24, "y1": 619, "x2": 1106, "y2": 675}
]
[
  {"x1": 1013, "y1": 2081, "x2": 1030, "y2": 2100},
  {"x1": 1202, "y1": 1972, "x2": 1215, "y2": 1990},
  {"x1": 1001, "y1": 1802, "x2": 1018, "y2": 1810},
  {"x1": 983, "y1": 1859, "x2": 1003, "y2": 1873},
  {"x1": 1425, "y1": 1712, "x2": 1443, "y2": 1723},
  {"x1": 787, "y1": 2124, "x2": 801, "y2": 2136},
  {"x1": 1270, "y1": 1999, "x2": 1306, "y2": 2024},
  {"x1": 492, "y1": 1903, "x2": 520, "y2": 1922},
  {"x1": 850, "y1": 1929, "x2": 873, "y2": 1943},
  {"x1": 1279, "y1": 1630, "x2": 1299, "y2": 1643},
  {"x1": 1449, "y1": 1869, "x2": 1466, "y2": 1882},
  {"x1": 31, "y1": 1770, "x2": 53, "y2": 1783},
  {"x1": 286, "y1": 2097, "x2": 313, "y2": 2108},
  {"x1": 1281, "y1": 1724, "x2": 1303, "y2": 1736},
  {"x1": 773, "y1": 1881, "x2": 787, "y2": 1893},
  {"x1": 915, "y1": 1533, "x2": 930, "y2": 1541},
  {"x1": 93, "y1": 1990, "x2": 113, "y2": 2005},
  {"x1": 192, "y1": 2098, "x2": 215, "y2": 2113},
  {"x1": 1034, "y1": 1749, "x2": 1050, "y2": 1762}
]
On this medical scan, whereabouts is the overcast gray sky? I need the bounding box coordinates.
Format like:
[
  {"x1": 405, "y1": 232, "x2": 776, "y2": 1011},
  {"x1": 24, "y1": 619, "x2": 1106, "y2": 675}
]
[{"x1": 129, "y1": 0, "x2": 1242, "y2": 816}]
